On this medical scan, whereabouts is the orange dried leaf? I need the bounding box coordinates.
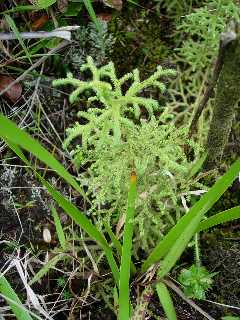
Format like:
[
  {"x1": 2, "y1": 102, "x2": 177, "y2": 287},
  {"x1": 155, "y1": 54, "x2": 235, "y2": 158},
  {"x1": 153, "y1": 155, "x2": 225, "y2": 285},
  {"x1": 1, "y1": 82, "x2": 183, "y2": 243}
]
[
  {"x1": 32, "y1": 14, "x2": 49, "y2": 31},
  {"x1": 0, "y1": 75, "x2": 22, "y2": 103}
]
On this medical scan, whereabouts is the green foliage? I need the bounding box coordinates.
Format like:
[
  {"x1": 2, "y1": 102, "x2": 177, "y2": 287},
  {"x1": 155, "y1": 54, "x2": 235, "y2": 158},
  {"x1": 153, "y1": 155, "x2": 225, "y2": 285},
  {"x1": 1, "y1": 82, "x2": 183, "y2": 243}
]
[
  {"x1": 53, "y1": 57, "x2": 205, "y2": 247},
  {"x1": 177, "y1": 0, "x2": 240, "y2": 71},
  {"x1": 29, "y1": 254, "x2": 68, "y2": 285},
  {"x1": 178, "y1": 265, "x2": 216, "y2": 299},
  {"x1": 141, "y1": 160, "x2": 240, "y2": 273},
  {"x1": 56, "y1": 277, "x2": 72, "y2": 299},
  {"x1": 197, "y1": 205, "x2": 240, "y2": 232}
]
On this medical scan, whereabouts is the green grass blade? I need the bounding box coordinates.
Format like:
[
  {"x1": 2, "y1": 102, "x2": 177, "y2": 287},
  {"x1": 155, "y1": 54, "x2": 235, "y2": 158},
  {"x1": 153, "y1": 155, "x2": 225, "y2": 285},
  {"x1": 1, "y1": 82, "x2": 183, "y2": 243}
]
[
  {"x1": 51, "y1": 206, "x2": 67, "y2": 250},
  {"x1": 187, "y1": 152, "x2": 207, "y2": 179},
  {"x1": 4, "y1": 14, "x2": 32, "y2": 63},
  {"x1": 0, "y1": 275, "x2": 33, "y2": 320},
  {"x1": 197, "y1": 206, "x2": 240, "y2": 232},
  {"x1": 156, "y1": 282, "x2": 177, "y2": 320},
  {"x1": 118, "y1": 172, "x2": 137, "y2": 320},
  {"x1": 82, "y1": 0, "x2": 100, "y2": 32},
  {"x1": 29, "y1": 254, "x2": 66, "y2": 285},
  {"x1": 157, "y1": 207, "x2": 204, "y2": 278},
  {"x1": 104, "y1": 221, "x2": 136, "y2": 274},
  {"x1": 142, "y1": 160, "x2": 240, "y2": 272},
  {"x1": 4, "y1": 138, "x2": 120, "y2": 286},
  {"x1": 104, "y1": 221, "x2": 122, "y2": 255},
  {"x1": 0, "y1": 114, "x2": 85, "y2": 199}
]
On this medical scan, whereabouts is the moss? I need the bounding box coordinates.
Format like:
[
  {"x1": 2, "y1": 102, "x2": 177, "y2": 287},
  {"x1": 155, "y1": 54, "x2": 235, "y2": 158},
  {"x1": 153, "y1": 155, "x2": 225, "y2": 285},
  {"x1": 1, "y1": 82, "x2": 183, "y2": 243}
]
[{"x1": 108, "y1": 7, "x2": 172, "y2": 77}]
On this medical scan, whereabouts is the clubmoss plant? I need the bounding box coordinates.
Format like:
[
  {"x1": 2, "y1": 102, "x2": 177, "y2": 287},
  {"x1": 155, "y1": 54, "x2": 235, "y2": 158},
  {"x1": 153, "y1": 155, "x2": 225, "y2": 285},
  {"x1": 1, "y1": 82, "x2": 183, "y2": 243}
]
[
  {"x1": 177, "y1": 0, "x2": 240, "y2": 71},
  {"x1": 53, "y1": 57, "x2": 203, "y2": 248}
]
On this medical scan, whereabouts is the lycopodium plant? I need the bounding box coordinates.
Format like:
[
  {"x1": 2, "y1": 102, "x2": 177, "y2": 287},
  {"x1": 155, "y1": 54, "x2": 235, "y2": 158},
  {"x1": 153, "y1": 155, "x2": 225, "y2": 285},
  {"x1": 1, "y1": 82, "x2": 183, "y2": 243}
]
[
  {"x1": 1, "y1": 114, "x2": 240, "y2": 319},
  {"x1": 52, "y1": 57, "x2": 204, "y2": 249},
  {"x1": 52, "y1": 56, "x2": 176, "y2": 146},
  {"x1": 176, "y1": 0, "x2": 240, "y2": 71}
]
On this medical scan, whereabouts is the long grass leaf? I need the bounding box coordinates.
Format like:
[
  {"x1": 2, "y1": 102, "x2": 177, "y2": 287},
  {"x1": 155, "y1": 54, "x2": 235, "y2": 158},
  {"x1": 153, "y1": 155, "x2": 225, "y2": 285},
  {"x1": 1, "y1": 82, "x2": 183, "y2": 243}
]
[
  {"x1": 104, "y1": 221, "x2": 122, "y2": 255},
  {"x1": 0, "y1": 275, "x2": 33, "y2": 320},
  {"x1": 157, "y1": 206, "x2": 204, "y2": 278},
  {"x1": 156, "y1": 282, "x2": 177, "y2": 320},
  {"x1": 197, "y1": 206, "x2": 240, "y2": 232},
  {"x1": 142, "y1": 160, "x2": 240, "y2": 272},
  {"x1": 29, "y1": 254, "x2": 66, "y2": 285},
  {"x1": 82, "y1": 0, "x2": 100, "y2": 32},
  {"x1": 118, "y1": 172, "x2": 137, "y2": 320},
  {"x1": 104, "y1": 221, "x2": 136, "y2": 274},
  {"x1": 187, "y1": 152, "x2": 207, "y2": 179},
  {"x1": 51, "y1": 206, "x2": 67, "y2": 250}
]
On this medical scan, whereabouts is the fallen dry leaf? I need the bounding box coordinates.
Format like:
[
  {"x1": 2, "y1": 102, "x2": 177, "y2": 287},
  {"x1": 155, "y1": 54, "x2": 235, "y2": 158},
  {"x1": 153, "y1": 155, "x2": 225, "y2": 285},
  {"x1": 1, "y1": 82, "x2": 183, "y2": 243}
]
[
  {"x1": 32, "y1": 14, "x2": 49, "y2": 30},
  {"x1": 0, "y1": 75, "x2": 22, "y2": 103}
]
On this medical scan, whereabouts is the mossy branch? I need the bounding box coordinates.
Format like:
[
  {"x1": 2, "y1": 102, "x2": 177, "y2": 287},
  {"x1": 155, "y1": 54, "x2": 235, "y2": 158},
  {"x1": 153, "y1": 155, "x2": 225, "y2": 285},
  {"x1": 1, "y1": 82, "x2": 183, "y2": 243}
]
[{"x1": 204, "y1": 21, "x2": 240, "y2": 169}]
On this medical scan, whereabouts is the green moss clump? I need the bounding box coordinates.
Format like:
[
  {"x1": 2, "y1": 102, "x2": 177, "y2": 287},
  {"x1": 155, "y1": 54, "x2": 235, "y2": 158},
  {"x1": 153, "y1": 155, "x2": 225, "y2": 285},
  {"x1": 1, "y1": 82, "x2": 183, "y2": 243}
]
[{"x1": 108, "y1": 8, "x2": 171, "y2": 76}]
